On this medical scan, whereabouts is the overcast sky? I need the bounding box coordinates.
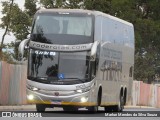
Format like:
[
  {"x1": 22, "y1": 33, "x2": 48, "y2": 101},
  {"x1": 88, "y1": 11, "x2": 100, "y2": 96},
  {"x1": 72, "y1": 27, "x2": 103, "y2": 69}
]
[{"x1": 0, "y1": 0, "x2": 25, "y2": 44}]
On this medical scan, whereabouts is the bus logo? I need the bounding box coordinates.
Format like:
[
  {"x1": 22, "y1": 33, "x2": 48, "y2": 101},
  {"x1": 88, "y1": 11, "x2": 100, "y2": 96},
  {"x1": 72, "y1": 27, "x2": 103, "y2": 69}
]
[{"x1": 54, "y1": 92, "x2": 59, "y2": 96}]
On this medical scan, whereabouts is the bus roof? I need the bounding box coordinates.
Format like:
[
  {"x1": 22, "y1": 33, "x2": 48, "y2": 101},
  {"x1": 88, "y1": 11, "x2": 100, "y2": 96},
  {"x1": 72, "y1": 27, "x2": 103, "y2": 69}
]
[{"x1": 37, "y1": 9, "x2": 133, "y2": 27}]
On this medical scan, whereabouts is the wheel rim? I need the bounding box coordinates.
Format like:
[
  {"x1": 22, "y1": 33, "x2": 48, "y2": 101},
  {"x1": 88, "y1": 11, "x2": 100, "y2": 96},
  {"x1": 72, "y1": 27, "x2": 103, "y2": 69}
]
[{"x1": 118, "y1": 96, "x2": 124, "y2": 111}]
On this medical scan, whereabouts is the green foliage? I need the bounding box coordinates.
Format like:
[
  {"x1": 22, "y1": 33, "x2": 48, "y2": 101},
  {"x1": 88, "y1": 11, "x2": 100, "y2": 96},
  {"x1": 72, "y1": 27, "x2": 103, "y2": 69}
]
[
  {"x1": 0, "y1": 0, "x2": 39, "y2": 60},
  {"x1": 65, "y1": 0, "x2": 83, "y2": 8},
  {"x1": 0, "y1": 44, "x2": 16, "y2": 64},
  {"x1": 39, "y1": 0, "x2": 65, "y2": 8},
  {"x1": 25, "y1": 0, "x2": 37, "y2": 17},
  {"x1": 84, "y1": 0, "x2": 112, "y2": 13},
  {"x1": 1, "y1": 51, "x2": 15, "y2": 64},
  {"x1": 1, "y1": 2, "x2": 30, "y2": 40},
  {"x1": 39, "y1": 0, "x2": 83, "y2": 8}
]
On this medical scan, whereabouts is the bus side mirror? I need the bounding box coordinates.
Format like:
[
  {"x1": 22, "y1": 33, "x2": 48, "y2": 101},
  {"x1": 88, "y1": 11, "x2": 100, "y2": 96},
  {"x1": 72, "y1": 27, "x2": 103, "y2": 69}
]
[
  {"x1": 15, "y1": 40, "x2": 21, "y2": 46},
  {"x1": 27, "y1": 34, "x2": 30, "y2": 39},
  {"x1": 18, "y1": 39, "x2": 29, "y2": 60},
  {"x1": 90, "y1": 41, "x2": 99, "y2": 61}
]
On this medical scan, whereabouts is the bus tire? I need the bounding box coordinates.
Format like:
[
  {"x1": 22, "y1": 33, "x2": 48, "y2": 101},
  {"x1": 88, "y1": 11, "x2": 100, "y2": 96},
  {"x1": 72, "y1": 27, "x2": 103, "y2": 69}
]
[
  {"x1": 88, "y1": 105, "x2": 98, "y2": 113},
  {"x1": 88, "y1": 90, "x2": 100, "y2": 113},
  {"x1": 114, "y1": 95, "x2": 124, "y2": 112},
  {"x1": 36, "y1": 104, "x2": 46, "y2": 112},
  {"x1": 124, "y1": 88, "x2": 127, "y2": 105},
  {"x1": 104, "y1": 106, "x2": 114, "y2": 112}
]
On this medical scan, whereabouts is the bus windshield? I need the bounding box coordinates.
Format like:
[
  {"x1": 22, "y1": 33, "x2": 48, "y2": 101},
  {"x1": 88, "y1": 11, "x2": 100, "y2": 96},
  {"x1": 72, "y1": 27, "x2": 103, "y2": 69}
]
[
  {"x1": 28, "y1": 49, "x2": 90, "y2": 84},
  {"x1": 31, "y1": 13, "x2": 94, "y2": 45}
]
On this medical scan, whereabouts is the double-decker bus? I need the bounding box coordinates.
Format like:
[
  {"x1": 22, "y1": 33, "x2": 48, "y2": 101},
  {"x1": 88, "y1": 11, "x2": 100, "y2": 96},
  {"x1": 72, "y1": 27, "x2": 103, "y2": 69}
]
[{"x1": 19, "y1": 9, "x2": 135, "y2": 112}]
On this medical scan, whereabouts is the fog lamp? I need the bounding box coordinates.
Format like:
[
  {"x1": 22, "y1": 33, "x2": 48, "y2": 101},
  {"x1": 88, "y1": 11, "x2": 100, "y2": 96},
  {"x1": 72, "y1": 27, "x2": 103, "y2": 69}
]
[
  {"x1": 81, "y1": 97, "x2": 88, "y2": 103},
  {"x1": 27, "y1": 94, "x2": 34, "y2": 100}
]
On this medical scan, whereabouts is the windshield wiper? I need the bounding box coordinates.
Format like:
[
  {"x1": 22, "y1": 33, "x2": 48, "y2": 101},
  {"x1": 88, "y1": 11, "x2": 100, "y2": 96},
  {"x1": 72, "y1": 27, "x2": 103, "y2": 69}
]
[
  {"x1": 29, "y1": 77, "x2": 49, "y2": 83},
  {"x1": 62, "y1": 78, "x2": 88, "y2": 83},
  {"x1": 33, "y1": 77, "x2": 57, "y2": 82}
]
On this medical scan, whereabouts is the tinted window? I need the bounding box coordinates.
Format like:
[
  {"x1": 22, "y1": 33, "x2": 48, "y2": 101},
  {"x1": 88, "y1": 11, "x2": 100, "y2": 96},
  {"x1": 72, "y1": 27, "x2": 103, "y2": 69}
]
[
  {"x1": 31, "y1": 13, "x2": 94, "y2": 45},
  {"x1": 33, "y1": 15, "x2": 92, "y2": 36}
]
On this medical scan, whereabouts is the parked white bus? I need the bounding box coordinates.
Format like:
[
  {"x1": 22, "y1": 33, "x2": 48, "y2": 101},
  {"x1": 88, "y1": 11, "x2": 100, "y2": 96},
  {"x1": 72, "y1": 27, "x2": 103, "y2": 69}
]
[{"x1": 19, "y1": 9, "x2": 135, "y2": 112}]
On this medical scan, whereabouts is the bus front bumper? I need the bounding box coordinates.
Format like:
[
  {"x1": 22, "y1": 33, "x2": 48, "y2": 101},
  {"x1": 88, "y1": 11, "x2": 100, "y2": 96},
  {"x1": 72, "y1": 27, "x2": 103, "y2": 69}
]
[{"x1": 26, "y1": 88, "x2": 96, "y2": 107}]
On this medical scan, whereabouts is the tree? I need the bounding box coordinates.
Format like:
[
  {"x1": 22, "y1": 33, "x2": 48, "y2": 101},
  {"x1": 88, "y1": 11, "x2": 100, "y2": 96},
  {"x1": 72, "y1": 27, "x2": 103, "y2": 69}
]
[
  {"x1": 39, "y1": 0, "x2": 65, "y2": 8},
  {"x1": 0, "y1": 0, "x2": 38, "y2": 61},
  {"x1": 0, "y1": 1, "x2": 31, "y2": 60},
  {"x1": 84, "y1": 0, "x2": 112, "y2": 13},
  {"x1": 39, "y1": 0, "x2": 83, "y2": 8},
  {"x1": 65, "y1": 0, "x2": 84, "y2": 8},
  {"x1": 25, "y1": 0, "x2": 37, "y2": 17},
  {"x1": 0, "y1": 0, "x2": 14, "y2": 59},
  {"x1": 133, "y1": 0, "x2": 160, "y2": 83}
]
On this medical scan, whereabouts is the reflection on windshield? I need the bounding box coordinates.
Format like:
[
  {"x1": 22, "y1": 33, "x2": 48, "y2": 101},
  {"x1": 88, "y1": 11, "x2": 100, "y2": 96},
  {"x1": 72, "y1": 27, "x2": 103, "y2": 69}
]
[
  {"x1": 33, "y1": 15, "x2": 92, "y2": 36},
  {"x1": 28, "y1": 49, "x2": 90, "y2": 82},
  {"x1": 30, "y1": 50, "x2": 57, "y2": 77},
  {"x1": 31, "y1": 14, "x2": 94, "y2": 45},
  {"x1": 46, "y1": 65, "x2": 58, "y2": 77},
  {"x1": 59, "y1": 52, "x2": 89, "y2": 79}
]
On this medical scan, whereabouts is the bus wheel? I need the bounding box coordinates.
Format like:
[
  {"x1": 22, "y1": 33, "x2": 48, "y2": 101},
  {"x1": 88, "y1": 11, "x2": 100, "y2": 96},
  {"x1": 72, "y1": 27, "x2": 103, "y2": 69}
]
[
  {"x1": 104, "y1": 106, "x2": 114, "y2": 112},
  {"x1": 63, "y1": 106, "x2": 78, "y2": 112},
  {"x1": 114, "y1": 95, "x2": 124, "y2": 112},
  {"x1": 88, "y1": 89, "x2": 101, "y2": 113},
  {"x1": 88, "y1": 106, "x2": 98, "y2": 113},
  {"x1": 88, "y1": 97, "x2": 99, "y2": 113},
  {"x1": 36, "y1": 104, "x2": 46, "y2": 112}
]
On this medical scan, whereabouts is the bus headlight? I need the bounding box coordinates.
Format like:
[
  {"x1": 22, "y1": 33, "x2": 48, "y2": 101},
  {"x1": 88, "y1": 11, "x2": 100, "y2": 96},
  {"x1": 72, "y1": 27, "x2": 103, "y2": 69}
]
[
  {"x1": 32, "y1": 87, "x2": 39, "y2": 91},
  {"x1": 27, "y1": 84, "x2": 39, "y2": 91},
  {"x1": 76, "y1": 89, "x2": 83, "y2": 93},
  {"x1": 76, "y1": 86, "x2": 91, "y2": 93},
  {"x1": 27, "y1": 94, "x2": 34, "y2": 100},
  {"x1": 81, "y1": 97, "x2": 88, "y2": 103}
]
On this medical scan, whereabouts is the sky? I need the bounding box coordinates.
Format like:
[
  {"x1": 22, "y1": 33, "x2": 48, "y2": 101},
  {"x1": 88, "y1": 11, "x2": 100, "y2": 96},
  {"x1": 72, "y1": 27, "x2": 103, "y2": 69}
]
[{"x1": 0, "y1": 0, "x2": 25, "y2": 44}]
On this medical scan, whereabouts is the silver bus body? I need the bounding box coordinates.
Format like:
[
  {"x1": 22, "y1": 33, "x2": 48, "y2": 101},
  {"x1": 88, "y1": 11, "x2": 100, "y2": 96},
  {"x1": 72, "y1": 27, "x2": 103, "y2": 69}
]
[{"x1": 19, "y1": 9, "x2": 134, "y2": 112}]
